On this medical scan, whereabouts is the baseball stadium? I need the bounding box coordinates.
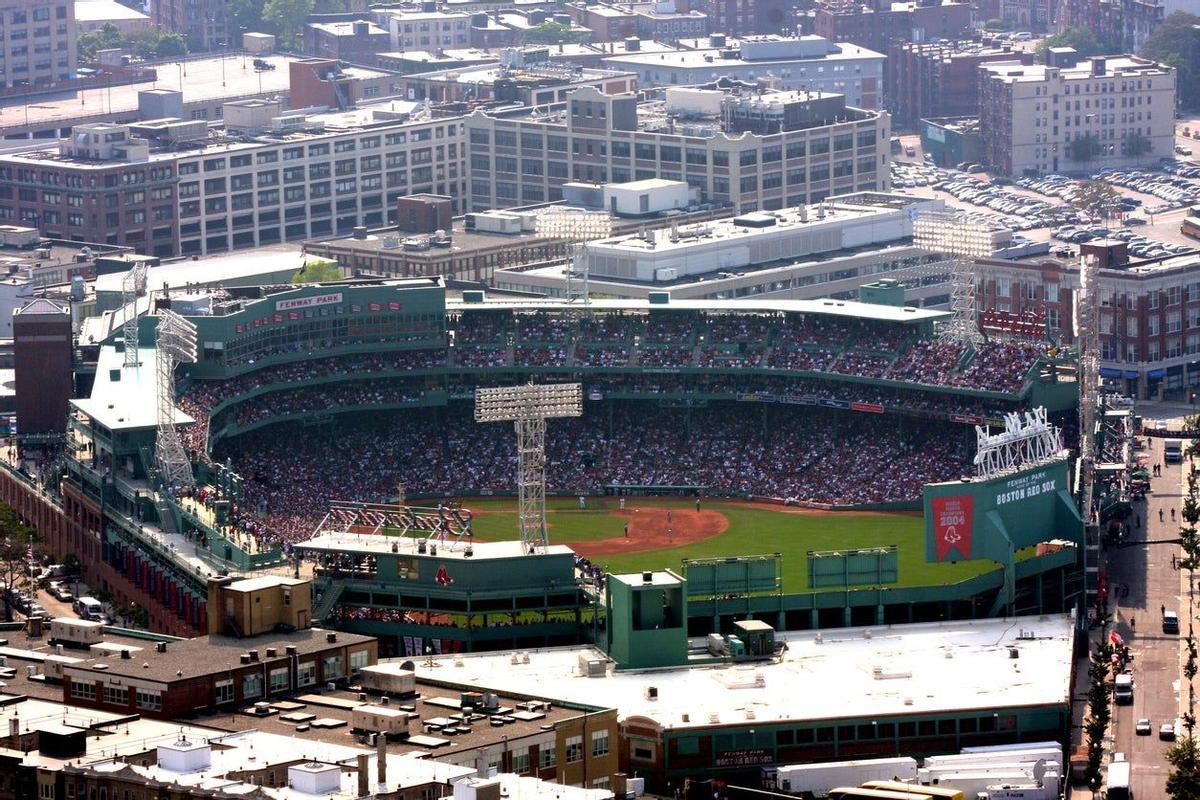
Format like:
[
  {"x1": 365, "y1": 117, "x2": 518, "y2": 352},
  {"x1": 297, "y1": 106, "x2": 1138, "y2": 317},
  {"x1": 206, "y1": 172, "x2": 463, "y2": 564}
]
[{"x1": 2, "y1": 275, "x2": 1091, "y2": 654}]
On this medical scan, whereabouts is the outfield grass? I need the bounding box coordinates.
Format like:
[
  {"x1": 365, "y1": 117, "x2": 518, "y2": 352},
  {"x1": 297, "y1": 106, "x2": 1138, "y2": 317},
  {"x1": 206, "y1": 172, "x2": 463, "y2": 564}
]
[{"x1": 462, "y1": 497, "x2": 1000, "y2": 593}]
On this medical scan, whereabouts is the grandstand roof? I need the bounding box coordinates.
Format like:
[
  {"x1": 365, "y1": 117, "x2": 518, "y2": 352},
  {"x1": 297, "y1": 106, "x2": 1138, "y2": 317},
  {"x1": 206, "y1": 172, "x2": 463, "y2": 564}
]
[
  {"x1": 297, "y1": 532, "x2": 575, "y2": 560},
  {"x1": 93, "y1": 243, "x2": 304, "y2": 299},
  {"x1": 71, "y1": 345, "x2": 194, "y2": 432},
  {"x1": 449, "y1": 296, "x2": 950, "y2": 324}
]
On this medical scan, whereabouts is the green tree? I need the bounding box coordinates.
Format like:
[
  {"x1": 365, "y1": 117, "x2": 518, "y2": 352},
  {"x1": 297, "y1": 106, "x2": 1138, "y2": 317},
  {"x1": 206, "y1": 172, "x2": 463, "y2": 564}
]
[
  {"x1": 1035, "y1": 26, "x2": 1115, "y2": 63},
  {"x1": 0, "y1": 503, "x2": 36, "y2": 623},
  {"x1": 77, "y1": 22, "x2": 124, "y2": 62},
  {"x1": 523, "y1": 21, "x2": 589, "y2": 45},
  {"x1": 1168, "y1": 736, "x2": 1200, "y2": 799},
  {"x1": 1070, "y1": 179, "x2": 1121, "y2": 224},
  {"x1": 292, "y1": 256, "x2": 342, "y2": 283},
  {"x1": 228, "y1": 0, "x2": 267, "y2": 36},
  {"x1": 262, "y1": 0, "x2": 314, "y2": 48},
  {"x1": 1141, "y1": 12, "x2": 1200, "y2": 108},
  {"x1": 1122, "y1": 131, "x2": 1152, "y2": 157},
  {"x1": 1067, "y1": 134, "x2": 1104, "y2": 164}
]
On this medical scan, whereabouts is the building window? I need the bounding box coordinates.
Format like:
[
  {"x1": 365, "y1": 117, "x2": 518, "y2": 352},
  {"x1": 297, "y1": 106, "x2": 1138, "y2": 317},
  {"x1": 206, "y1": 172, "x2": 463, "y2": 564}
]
[
  {"x1": 323, "y1": 655, "x2": 344, "y2": 680},
  {"x1": 243, "y1": 673, "x2": 264, "y2": 699},
  {"x1": 270, "y1": 667, "x2": 290, "y2": 693},
  {"x1": 539, "y1": 747, "x2": 557, "y2": 769},
  {"x1": 136, "y1": 690, "x2": 162, "y2": 711},
  {"x1": 350, "y1": 649, "x2": 371, "y2": 673},
  {"x1": 591, "y1": 729, "x2": 610, "y2": 757},
  {"x1": 216, "y1": 679, "x2": 234, "y2": 704},
  {"x1": 297, "y1": 662, "x2": 317, "y2": 686},
  {"x1": 71, "y1": 681, "x2": 96, "y2": 700},
  {"x1": 103, "y1": 687, "x2": 128, "y2": 705},
  {"x1": 565, "y1": 735, "x2": 583, "y2": 763},
  {"x1": 513, "y1": 752, "x2": 531, "y2": 774}
]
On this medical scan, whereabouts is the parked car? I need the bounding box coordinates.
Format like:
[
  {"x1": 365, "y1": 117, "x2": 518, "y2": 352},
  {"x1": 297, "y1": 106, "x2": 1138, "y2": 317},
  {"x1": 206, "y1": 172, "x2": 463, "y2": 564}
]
[{"x1": 1161, "y1": 722, "x2": 1178, "y2": 741}]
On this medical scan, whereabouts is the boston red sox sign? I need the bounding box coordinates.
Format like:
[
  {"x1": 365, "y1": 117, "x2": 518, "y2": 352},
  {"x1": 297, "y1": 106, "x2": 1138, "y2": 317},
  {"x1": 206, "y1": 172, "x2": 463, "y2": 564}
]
[{"x1": 932, "y1": 495, "x2": 974, "y2": 561}]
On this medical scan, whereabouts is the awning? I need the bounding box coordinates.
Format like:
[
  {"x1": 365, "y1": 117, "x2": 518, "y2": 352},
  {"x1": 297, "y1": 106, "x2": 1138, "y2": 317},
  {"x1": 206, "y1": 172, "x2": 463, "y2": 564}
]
[
  {"x1": 1148, "y1": 369, "x2": 1167, "y2": 379},
  {"x1": 1124, "y1": 371, "x2": 1139, "y2": 379},
  {"x1": 1101, "y1": 367, "x2": 1123, "y2": 378}
]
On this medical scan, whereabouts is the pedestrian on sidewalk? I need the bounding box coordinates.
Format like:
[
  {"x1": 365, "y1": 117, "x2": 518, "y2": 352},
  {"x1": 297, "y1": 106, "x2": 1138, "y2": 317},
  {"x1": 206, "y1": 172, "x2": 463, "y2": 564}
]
[
  {"x1": 1162, "y1": 604, "x2": 1166, "y2": 617},
  {"x1": 1161, "y1": 508, "x2": 1165, "y2": 522}
]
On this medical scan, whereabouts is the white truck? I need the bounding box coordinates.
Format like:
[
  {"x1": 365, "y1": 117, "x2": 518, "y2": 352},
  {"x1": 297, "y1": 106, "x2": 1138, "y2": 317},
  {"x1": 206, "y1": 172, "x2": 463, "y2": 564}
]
[
  {"x1": 1165, "y1": 438, "x2": 1184, "y2": 463},
  {"x1": 925, "y1": 748, "x2": 1063, "y2": 770},
  {"x1": 774, "y1": 757, "x2": 919, "y2": 797},
  {"x1": 1114, "y1": 672, "x2": 1134, "y2": 704}
]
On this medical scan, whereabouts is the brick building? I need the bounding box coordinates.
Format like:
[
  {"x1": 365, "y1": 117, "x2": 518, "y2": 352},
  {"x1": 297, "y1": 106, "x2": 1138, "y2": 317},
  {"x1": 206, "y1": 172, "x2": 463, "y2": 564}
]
[
  {"x1": 304, "y1": 20, "x2": 392, "y2": 64},
  {"x1": 150, "y1": 0, "x2": 226, "y2": 50},
  {"x1": 13, "y1": 299, "x2": 71, "y2": 437},
  {"x1": 805, "y1": 0, "x2": 972, "y2": 54},
  {"x1": 888, "y1": 42, "x2": 1032, "y2": 126}
]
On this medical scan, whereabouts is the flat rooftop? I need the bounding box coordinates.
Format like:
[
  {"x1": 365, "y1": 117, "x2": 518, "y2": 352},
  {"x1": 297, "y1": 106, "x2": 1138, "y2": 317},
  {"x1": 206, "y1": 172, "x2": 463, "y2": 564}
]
[
  {"x1": 308, "y1": 218, "x2": 563, "y2": 255},
  {"x1": 61, "y1": 628, "x2": 376, "y2": 684},
  {"x1": 982, "y1": 54, "x2": 1171, "y2": 82},
  {"x1": 407, "y1": 614, "x2": 1076, "y2": 729},
  {"x1": 80, "y1": 729, "x2": 477, "y2": 797},
  {"x1": 75, "y1": 0, "x2": 150, "y2": 23},
  {"x1": 605, "y1": 40, "x2": 883, "y2": 68},
  {"x1": 206, "y1": 678, "x2": 600, "y2": 756},
  {"x1": 0, "y1": 54, "x2": 295, "y2": 132}
]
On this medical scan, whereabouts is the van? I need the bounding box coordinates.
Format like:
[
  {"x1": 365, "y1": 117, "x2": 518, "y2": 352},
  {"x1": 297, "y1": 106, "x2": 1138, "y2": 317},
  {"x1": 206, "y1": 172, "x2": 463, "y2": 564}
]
[
  {"x1": 1164, "y1": 609, "x2": 1180, "y2": 634},
  {"x1": 1114, "y1": 672, "x2": 1134, "y2": 704},
  {"x1": 1165, "y1": 438, "x2": 1183, "y2": 463},
  {"x1": 1013, "y1": 31, "x2": 1031, "y2": 40},
  {"x1": 74, "y1": 596, "x2": 105, "y2": 622}
]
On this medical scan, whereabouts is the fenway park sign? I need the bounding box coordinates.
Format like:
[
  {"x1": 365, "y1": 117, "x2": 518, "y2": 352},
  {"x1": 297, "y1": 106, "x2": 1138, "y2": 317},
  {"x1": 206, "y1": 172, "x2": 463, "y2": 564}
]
[{"x1": 276, "y1": 292, "x2": 343, "y2": 311}]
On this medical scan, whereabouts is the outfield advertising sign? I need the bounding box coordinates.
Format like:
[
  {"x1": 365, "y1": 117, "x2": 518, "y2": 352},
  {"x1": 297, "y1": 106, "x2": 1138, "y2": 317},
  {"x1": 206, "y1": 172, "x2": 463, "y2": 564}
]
[{"x1": 924, "y1": 458, "x2": 1076, "y2": 562}]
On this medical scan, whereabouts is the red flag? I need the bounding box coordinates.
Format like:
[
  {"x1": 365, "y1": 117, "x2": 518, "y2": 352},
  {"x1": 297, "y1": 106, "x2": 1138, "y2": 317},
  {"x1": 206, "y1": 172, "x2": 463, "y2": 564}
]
[{"x1": 932, "y1": 495, "x2": 974, "y2": 561}]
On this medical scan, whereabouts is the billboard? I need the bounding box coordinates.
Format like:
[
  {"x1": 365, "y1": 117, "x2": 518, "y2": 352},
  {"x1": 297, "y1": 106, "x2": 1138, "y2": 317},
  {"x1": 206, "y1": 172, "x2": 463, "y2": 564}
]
[{"x1": 924, "y1": 458, "x2": 1078, "y2": 563}]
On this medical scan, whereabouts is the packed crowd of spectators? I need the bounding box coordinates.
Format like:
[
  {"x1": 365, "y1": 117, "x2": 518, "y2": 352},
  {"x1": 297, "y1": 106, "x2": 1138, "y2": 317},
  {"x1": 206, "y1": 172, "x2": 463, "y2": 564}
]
[
  {"x1": 949, "y1": 340, "x2": 1043, "y2": 393},
  {"x1": 216, "y1": 402, "x2": 972, "y2": 548}
]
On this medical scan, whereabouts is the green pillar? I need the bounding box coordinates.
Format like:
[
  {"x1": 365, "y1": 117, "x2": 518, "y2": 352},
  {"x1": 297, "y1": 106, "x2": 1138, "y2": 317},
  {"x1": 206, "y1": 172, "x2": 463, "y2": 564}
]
[
  {"x1": 810, "y1": 608, "x2": 819, "y2": 630},
  {"x1": 842, "y1": 606, "x2": 852, "y2": 627}
]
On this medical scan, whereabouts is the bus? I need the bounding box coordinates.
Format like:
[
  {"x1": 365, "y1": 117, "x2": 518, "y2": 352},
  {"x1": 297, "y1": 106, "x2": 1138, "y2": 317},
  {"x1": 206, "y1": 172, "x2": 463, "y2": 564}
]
[
  {"x1": 860, "y1": 782, "x2": 963, "y2": 800},
  {"x1": 1107, "y1": 759, "x2": 1131, "y2": 800},
  {"x1": 827, "y1": 790, "x2": 934, "y2": 800}
]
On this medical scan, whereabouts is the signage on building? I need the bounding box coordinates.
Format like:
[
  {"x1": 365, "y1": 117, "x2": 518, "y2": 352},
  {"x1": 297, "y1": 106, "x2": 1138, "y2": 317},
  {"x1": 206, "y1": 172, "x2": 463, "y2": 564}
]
[
  {"x1": 276, "y1": 292, "x2": 343, "y2": 311},
  {"x1": 714, "y1": 749, "x2": 772, "y2": 768}
]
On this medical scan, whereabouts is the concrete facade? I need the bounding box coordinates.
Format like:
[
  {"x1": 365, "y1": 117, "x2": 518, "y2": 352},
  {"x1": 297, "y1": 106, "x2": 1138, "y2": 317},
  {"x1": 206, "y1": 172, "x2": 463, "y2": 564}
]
[
  {"x1": 464, "y1": 85, "x2": 890, "y2": 214},
  {"x1": 979, "y1": 53, "x2": 1176, "y2": 177}
]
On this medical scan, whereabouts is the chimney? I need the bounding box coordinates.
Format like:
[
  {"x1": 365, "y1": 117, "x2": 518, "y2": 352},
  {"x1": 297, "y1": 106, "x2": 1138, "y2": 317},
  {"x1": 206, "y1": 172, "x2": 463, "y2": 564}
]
[
  {"x1": 357, "y1": 753, "x2": 370, "y2": 796},
  {"x1": 249, "y1": 650, "x2": 259, "y2": 662},
  {"x1": 377, "y1": 732, "x2": 388, "y2": 787},
  {"x1": 9, "y1": 717, "x2": 18, "y2": 743}
]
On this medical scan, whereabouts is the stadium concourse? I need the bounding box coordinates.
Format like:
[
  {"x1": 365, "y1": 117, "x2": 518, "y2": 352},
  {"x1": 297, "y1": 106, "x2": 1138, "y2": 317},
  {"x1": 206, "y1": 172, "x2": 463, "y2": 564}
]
[{"x1": 164, "y1": 306, "x2": 1050, "y2": 553}]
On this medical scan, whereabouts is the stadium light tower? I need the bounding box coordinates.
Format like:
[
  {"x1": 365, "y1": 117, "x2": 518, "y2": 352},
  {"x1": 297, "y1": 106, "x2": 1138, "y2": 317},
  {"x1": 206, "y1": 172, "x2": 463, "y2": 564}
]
[
  {"x1": 155, "y1": 310, "x2": 198, "y2": 492},
  {"x1": 533, "y1": 208, "x2": 612, "y2": 304},
  {"x1": 912, "y1": 210, "x2": 998, "y2": 347},
  {"x1": 475, "y1": 382, "x2": 582, "y2": 553},
  {"x1": 121, "y1": 261, "x2": 149, "y2": 368},
  {"x1": 1076, "y1": 253, "x2": 1101, "y2": 525}
]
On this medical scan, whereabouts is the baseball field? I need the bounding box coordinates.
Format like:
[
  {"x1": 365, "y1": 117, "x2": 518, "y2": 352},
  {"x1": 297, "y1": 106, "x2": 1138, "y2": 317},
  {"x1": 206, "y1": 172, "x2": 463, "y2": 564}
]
[{"x1": 465, "y1": 496, "x2": 1002, "y2": 592}]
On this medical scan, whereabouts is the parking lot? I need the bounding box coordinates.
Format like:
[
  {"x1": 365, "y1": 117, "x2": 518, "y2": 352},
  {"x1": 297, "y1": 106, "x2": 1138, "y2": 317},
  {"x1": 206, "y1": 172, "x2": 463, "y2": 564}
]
[{"x1": 890, "y1": 145, "x2": 1200, "y2": 257}]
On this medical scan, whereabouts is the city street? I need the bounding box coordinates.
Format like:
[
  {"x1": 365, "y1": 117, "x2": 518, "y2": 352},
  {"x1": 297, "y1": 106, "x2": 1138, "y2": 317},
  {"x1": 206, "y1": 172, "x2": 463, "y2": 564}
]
[{"x1": 1105, "y1": 424, "x2": 1186, "y2": 798}]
